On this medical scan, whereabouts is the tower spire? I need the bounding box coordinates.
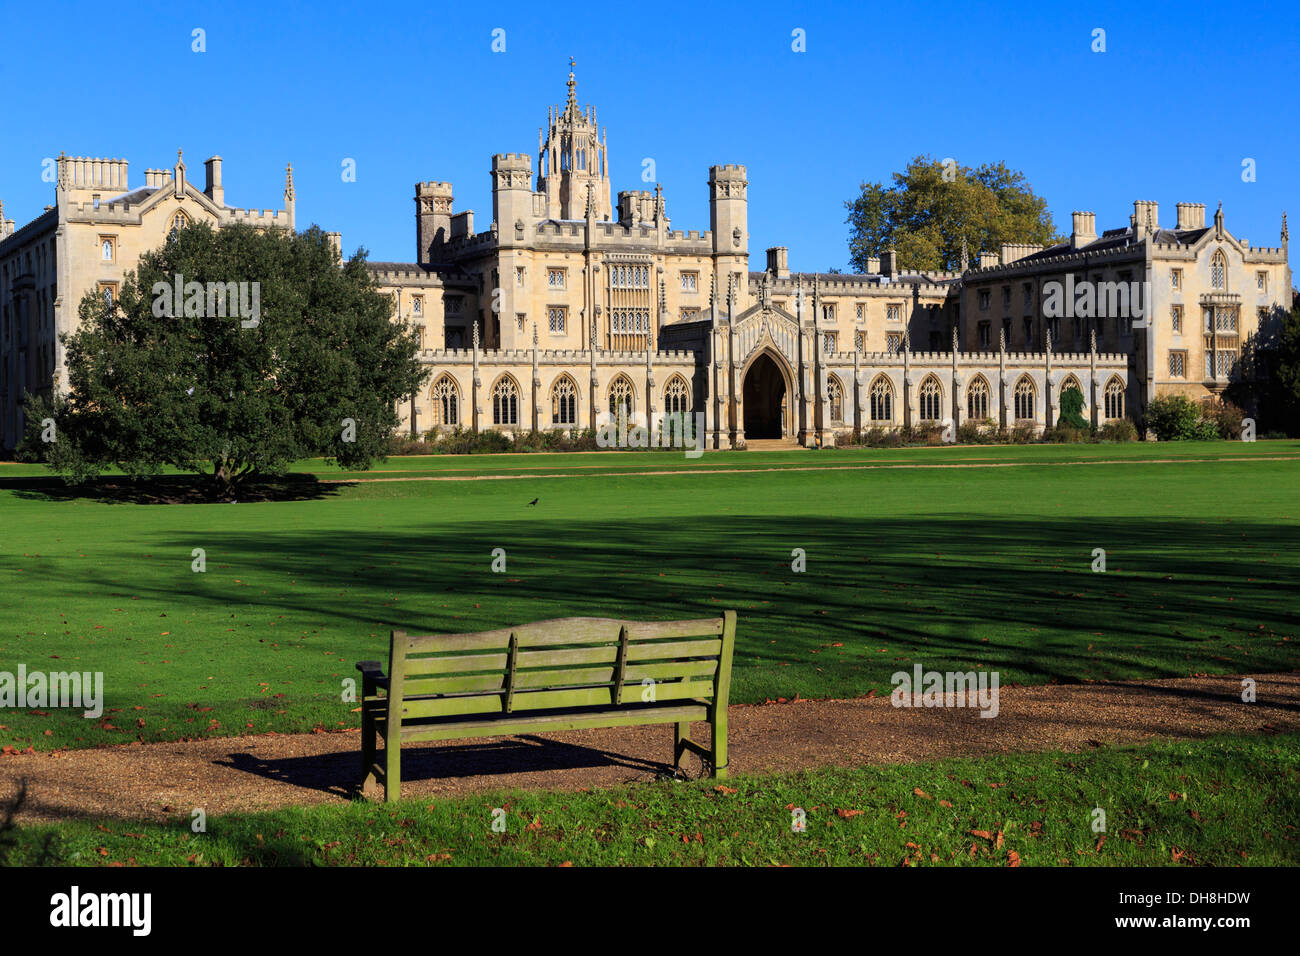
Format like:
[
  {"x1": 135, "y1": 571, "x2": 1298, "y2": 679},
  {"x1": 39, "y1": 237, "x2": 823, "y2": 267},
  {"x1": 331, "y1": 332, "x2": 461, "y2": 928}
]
[
  {"x1": 566, "y1": 56, "x2": 578, "y2": 116},
  {"x1": 1282, "y1": 211, "x2": 1289, "y2": 243}
]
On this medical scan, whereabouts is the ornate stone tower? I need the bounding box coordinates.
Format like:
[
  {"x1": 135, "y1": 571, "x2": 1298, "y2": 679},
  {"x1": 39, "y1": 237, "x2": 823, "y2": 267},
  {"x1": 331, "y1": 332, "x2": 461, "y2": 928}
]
[
  {"x1": 415, "y1": 181, "x2": 453, "y2": 264},
  {"x1": 709, "y1": 164, "x2": 749, "y2": 310},
  {"x1": 537, "y1": 59, "x2": 611, "y2": 221}
]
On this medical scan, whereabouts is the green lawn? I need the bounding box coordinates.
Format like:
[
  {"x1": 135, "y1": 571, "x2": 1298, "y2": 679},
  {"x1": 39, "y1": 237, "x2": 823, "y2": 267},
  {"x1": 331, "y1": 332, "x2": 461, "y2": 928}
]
[
  {"x1": 1, "y1": 441, "x2": 1297, "y2": 752},
  {"x1": 7, "y1": 733, "x2": 1297, "y2": 866}
]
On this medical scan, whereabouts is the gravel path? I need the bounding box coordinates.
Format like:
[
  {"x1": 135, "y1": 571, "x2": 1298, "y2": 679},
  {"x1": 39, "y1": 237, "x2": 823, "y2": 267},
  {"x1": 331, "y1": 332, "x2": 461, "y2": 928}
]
[{"x1": 3, "y1": 672, "x2": 1296, "y2": 824}]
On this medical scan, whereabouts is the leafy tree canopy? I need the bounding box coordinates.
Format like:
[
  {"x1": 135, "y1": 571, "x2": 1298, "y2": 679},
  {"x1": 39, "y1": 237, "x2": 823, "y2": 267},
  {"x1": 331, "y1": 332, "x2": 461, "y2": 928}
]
[
  {"x1": 22, "y1": 223, "x2": 427, "y2": 494},
  {"x1": 845, "y1": 155, "x2": 1062, "y2": 273}
]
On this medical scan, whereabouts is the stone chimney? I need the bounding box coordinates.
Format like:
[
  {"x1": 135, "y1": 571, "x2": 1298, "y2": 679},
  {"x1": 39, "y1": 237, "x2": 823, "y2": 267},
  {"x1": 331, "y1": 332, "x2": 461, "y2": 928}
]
[
  {"x1": 766, "y1": 246, "x2": 789, "y2": 279},
  {"x1": 204, "y1": 156, "x2": 224, "y2": 207},
  {"x1": 1175, "y1": 202, "x2": 1205, "y2": 230},
  {"x1": 866, "y1": 256, "x2": 881, "y2": 274},
  {"x1": 977, "y1": 251, "x2": 999, "y2": 269},
  {"x1": 1133, "y1": 200, "x2": 1159, "y2": 237},
  {"x1": 326, "y1": 231, "x2": 342, "y2": 261},
  {"x1": 880, "y1": 249, "x2": 897, "y2": 277},
  {"x1": 1071, "y1": 211, "x2": 1097, "y2": 250}
]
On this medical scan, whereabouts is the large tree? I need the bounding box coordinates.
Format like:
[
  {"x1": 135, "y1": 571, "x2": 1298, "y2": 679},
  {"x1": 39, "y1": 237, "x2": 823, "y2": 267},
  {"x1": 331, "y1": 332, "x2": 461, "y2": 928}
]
[
  {"x1": 845, "y1": 155, "x2": 1061, "y2": 273},
  {"x1": 22, "y1": 222, "x2": 426, "y2": 494}
]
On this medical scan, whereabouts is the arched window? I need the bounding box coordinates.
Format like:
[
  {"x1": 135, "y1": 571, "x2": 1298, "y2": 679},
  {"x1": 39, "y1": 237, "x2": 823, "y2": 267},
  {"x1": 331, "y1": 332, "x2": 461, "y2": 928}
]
[
  {"x1": 870, "y1": 375, "x2": 894, "y2": 422},
  {"x1": 918, "y1": 375, "x2": 943, "y2": 422},
  {"x1": 101, "y1": 240, "x2": 113, "y2": 261},
  {"x1": 608, "y1": 375, "x2": 634, "y2": 421},
  {"x1": 551, "y1": 375, "x2": 577, "y2": 426},
  {"x1": 169, "y1": 211, "x2": 188, "y2": 240},
  {"x1": 492, "y1": 376, "x2": 519, "y2": 426},
  {"x1": 431, "y1": 375, "x2": 459, "y2": 427},
  {"x1": 1211, "y1": 251, "x2": 1226, "y2": 290},
  {"x1": 1014, "y1": 375, "x2": 1036, "y2": 421},
  {"x1": 827, "y1": 376, "x2": 844, "y2": 422},
  {"x1": 664, "y1": 375, "x2": 691, "y2": 415},
  {"x1": 967, "y1": 376, "x2": 990, "y2": 420},
  {"x1": 1104, "y1": 377, "x2": 1124, "y2": 420},
  {"x1": 578, "y1": 149, "x2": 586, "y2": 171}
]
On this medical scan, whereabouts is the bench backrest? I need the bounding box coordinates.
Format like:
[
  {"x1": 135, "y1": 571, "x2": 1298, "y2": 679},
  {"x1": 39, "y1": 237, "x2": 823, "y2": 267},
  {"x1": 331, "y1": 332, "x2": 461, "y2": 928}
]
[{"x1": 385, "y1": 612, "x2": 736, "y2": 723}]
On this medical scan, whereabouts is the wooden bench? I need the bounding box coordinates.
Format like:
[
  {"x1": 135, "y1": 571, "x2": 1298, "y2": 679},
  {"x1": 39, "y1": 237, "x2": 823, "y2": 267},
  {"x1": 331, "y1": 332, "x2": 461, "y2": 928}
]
[{"x1": 356, "y1": 611, "x2": 736, "y2": 802}]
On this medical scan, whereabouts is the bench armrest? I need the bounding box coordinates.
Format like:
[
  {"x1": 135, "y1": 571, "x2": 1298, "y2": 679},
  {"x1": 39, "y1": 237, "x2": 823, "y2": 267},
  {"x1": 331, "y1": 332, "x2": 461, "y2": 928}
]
[{"x1": 356, "y1": 660, "x2": 389, "y2": 694}]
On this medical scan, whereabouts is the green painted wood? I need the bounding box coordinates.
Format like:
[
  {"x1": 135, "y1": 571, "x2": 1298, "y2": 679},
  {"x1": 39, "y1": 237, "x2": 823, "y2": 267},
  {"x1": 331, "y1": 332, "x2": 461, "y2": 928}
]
[
  {"x1": 505, "y1": 633, "x2": 519, "y2": 714},
  {"x1": 404, "y1": 652, "x2": 509, "y2": 676},
  {"x1": 712, "y1": 610, "x2": 737, "y2": 780},
  {"x1": 624, "y1": 659, "x2": 718, "y2": 682},
  {"x1": 516, "y1": 646, "x2": 619, "y2": 669},
  {"x1": 617, "y1": 679, "x2": 714, "y2": 706},
  {"x1": 398, "y1": 703, "x2": 711, "y2": 743},
  {"x1": 624, "y1": 638, "x2": 722, "y2": 662},
  {"x1": 402, "y1": 674, "x2": 505, "y2": 696},
  {"x1": 399, "y1": 684, "x2": 618, "y2": 720},
  {"x1": 612, "y1": 625, "x2": 629, "y2": 705}
]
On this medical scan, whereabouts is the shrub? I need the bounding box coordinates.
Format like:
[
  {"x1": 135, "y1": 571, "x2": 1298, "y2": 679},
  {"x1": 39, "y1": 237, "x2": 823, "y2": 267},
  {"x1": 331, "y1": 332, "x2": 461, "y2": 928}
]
[
  {"x1": 1097, "y1": 419, "x2": 1138, "y2": 442},
  {"x1": 1044, "y1": 424, "x2": 1090, "y2": 443},
  {"x1": 1144, "y1": 394, "x2": 1210, "y2": 440},
  {"x1": 1008, "y1": 423, "x2": 1036, "y2": 444},
  {"x1": 1200, "y1": 398, "x2": 1246, "y2": 440}
]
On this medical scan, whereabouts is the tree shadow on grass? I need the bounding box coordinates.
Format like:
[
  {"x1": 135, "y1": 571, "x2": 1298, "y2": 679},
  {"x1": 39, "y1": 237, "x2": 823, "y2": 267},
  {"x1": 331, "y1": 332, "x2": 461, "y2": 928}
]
[
  {"x1": 3, "y1": 473, "x2": 345, "y2": 505},
  {"x1": 14, "y1": 511, "x2": 1300, "y2": 689}
]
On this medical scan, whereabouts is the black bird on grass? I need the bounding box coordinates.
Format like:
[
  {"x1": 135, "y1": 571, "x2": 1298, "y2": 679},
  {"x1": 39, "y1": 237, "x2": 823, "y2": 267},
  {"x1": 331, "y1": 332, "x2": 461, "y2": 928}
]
[{"x1": 528, "y1": 497, "x2": 539, "y2": 506}]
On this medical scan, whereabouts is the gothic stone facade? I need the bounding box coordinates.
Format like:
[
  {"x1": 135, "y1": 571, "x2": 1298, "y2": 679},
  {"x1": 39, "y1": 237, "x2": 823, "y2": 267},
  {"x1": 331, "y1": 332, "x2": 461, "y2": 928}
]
[
  {"x1": 1, "y1": 66, "x2": 1291, "y2": 454},
  {"x1": 367, "y1": 67, "x2": 1290, "y2": 448}
]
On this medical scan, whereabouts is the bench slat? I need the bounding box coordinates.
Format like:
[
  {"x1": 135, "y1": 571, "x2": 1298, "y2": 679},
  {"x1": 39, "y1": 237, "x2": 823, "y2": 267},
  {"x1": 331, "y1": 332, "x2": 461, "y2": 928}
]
[
  {"x1": 396, "y1": 702, "x2": 710, "y2": 743},
  {"x1": 624, "y1": 659, "x2": 719, "y2": 681},
  {"x1": 625, "y1": 638, "x2": 723, "y2": 662},
  {"x1": 617, "y1": 679, "x2": 714, "y2": 705},
  {"x1": 404, "y1": 652, "x2": 509, "y2": 676},
  {"x1": 401, "y1": 685, "x2": 619, "y2": 719},
  {"x1": 403, "y1": 616, "x2": 725, "y2": 654}
]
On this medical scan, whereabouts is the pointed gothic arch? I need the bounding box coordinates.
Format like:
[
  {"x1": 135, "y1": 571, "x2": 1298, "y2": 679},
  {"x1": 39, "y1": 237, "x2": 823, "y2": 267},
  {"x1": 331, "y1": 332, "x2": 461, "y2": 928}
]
[
  {"x1": 827, "y1": 374, "x2": 845, "y2": 423},
  {"x1": 1104, "y1": 376, "x2": 1125, "y2": 420},
  {"x1": 869, "y1": 374, "x2": 895, "y2": 423},
  {"x1": 551, "y1": 373, "x2": 578, "y2": 426},
  {"x1": 491, "y1": 373, "x2": 521, "y2": 426},
  {"x1": 608, "y1": 374, "x2": 635, "y2": 420},
  {"x1": 1014, "y1": 374, "x2": 1036, "y2": 421},
  {"x1": 739, "y1": 345, "x2": 794, "y2": 439},
  {"x1": 663, "y1": 374, "x2": 691, "y2": 415},
  {"x1": 918, "y1": 374, "x2": 943, "y2": 421},
  {"x1": 966, "y1": 374, "x2": 991, "y2": 421},
  {"x1": 430, "y1": 374, "x2": 460, "y2": 427}
]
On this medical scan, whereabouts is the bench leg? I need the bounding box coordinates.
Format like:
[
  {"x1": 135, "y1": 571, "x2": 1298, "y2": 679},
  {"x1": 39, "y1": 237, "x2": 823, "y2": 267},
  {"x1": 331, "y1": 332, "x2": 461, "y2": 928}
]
[
  {"x1": 384, "y1": 738, "x2": 401, "y2": 803},
  {"x1": 673, "y1": 721, "x2": 690, "y2": 769},
  {"x1": 360, "y1": 710, "x2": 378, "y2": 797},
  {"x1": 711, "y1": 706, "x2": 729, "y2": 780}
]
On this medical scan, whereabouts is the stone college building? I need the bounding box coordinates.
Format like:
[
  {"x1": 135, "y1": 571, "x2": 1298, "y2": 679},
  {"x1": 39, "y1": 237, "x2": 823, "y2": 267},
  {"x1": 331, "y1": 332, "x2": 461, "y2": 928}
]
[{"x1": 1, "y1": 64, "x2": 1291, "y2": 452}]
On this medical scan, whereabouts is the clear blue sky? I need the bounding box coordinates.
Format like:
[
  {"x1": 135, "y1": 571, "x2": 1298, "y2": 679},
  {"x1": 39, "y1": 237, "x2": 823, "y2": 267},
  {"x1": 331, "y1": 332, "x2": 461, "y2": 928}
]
[{"x1": 2, "y1": 0, "x2": 1296, "y2": 275}]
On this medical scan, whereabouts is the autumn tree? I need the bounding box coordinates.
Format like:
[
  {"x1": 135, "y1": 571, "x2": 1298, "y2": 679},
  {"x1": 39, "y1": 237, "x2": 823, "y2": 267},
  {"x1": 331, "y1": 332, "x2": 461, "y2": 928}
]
[{"x1": 845, "y1": 155, "x2": 1061, "y2": 273}]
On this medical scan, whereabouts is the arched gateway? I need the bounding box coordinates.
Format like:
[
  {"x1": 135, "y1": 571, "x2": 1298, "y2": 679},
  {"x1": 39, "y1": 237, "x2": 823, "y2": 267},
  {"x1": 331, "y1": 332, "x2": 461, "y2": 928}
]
[{"x1": 742, "y1": 351, "x2": 790, "y2": 439}]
